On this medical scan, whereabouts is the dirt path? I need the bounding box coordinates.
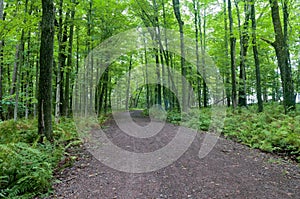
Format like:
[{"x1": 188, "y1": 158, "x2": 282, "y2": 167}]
[{"x1": 50, "y1": 111, "x2": 300, "y2": 199}]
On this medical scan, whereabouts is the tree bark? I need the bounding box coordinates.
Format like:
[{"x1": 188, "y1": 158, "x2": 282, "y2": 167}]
[
  {"x1": 223, "y1": 0, "x2": 231, "y2": 107},
  {"x1": 269, "y1": 0, "x2": 295, "y2": 113},
  {"x1": 38, "y1": 0, "x2": 55, "y2": 142},
  {"x1": 173, "y1": 0, "x2": 187, "y2": 112},
  {"x1": 235, "y1": 0, "x2": 250, "y2": 107},
  {"x1": 199, "y1": 7, "x2": 208, "y2": 108},
  {"x1": 0, "y1": 0, "x2": 4, "y2": 120},
  {"x1": 125, "y1": 55, "x2": 132, "y2": 110},
  {"x1": 228, "y1": 0, "x2": 237, "y2": 109},
  {"x1": 192, "y1": 0, "x2": 202, "y2": 108},
  {"x1": 8, "y1": 44, "x2": 20, "y2": 119},
  {"x1": 64, "y1": 0, "x2": 76, "y2": 116},
  {"x1": 251, "y1": 0, "x2": 263, "y2": 112}
]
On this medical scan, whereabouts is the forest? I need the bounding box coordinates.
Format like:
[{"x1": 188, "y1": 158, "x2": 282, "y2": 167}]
[{"x1": 0, "y1": 0, "x2": 299, "y2": 198}]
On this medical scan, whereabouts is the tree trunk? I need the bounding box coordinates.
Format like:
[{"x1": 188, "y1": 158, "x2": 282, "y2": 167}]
[
  {"x1": 268, "y1": 0, "x2": 295, "y2": 113},
  {"x1": 125, "y1": 55, "x2": 132, "y2": 110},
  {"x1": 251, "y1": 0, "x2": 263, "y2": 112},
  {"x1": 235, "y1": 0, "x2": 250, "y2": 107},
  {"x1": 38, "y1": 0, "x2": 55, "y2": 142},
  {"x1": 8, "y1": 44, "x2": 20, "y2": 119},
  {"x1": 173, "y1": 0, "x2": 187, "y2": 112},
  {"x1": 64, "y1": 0, "x2": 76, "y2": 116},
  {"x1": 192, "y1": 0, "x2": 201, "y2": 108},
  {"x1": 14, "y1": 30, "x2": 25, "y2": 121},
  {"x1": 0, "y1": 0, "x2": 4, "y2": 120},
  {"x1": 199, "y1": 7, "x2": 208, "y2": 108},
  {"x1": 228, "y1": 0, "x2": 237, "y2": 109},
  {"x1": 55, "y1": 0, "x2": 63, "y2": 122},
  {"x1": 223, "y1": 0, "x2": 231, "y2": 107}
]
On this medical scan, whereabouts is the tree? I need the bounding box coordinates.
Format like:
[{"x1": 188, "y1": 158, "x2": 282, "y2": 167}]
[
  {"x1": 0, "y1": 0, "x2": 4, "y2": 120},
  {"x1": 223, "y1": 0, "x2": 231, "y2": 107},
  {"x1": 38, "y1": 0, "x2": 55, "y2": 142},
  {"x1": 64, "y1": 0, "x2": 76, "y2": 116},
  {"x1": 173, "y1": 0, "x2": 187, "y2": 112},
  {"x1": 228, "y1": 0, "x2": 237, "y2": 109},
  {"x1": 251, "y1": 0, "x2": 263, "y2": 112},
  {"x1": 192, "y1": 0, "x2": 202, "y2": 108},
  {"x1": 235, "y1": 0, "x2": 250, "y2": 107},
  {"x1": 264, "y1": 0, "x2": 295, "y2": 113}
]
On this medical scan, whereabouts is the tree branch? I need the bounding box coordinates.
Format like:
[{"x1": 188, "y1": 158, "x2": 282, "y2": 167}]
[{"x1": 261, "y1": 38, "x2": 275, "y2": 47}]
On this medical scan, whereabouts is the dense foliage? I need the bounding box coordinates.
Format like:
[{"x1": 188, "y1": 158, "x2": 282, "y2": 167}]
[
  {"x1": 166, "y1": 103, "x2": 300, "y2": 163},
  {"x1": 0, "y1": 118, "x2": 79, "y2": 198}
]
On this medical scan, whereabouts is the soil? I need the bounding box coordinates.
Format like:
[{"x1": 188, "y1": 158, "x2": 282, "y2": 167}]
[{"x1": 48, "y1": 111, "x2": 300, "y2": 199}]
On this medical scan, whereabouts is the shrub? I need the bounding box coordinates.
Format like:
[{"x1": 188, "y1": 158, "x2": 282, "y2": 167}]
[{"x1": 0, "y1": 117, "x2": 79, "y2": 198}]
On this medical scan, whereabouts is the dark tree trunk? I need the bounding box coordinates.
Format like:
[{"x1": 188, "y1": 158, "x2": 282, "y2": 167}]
[
  {"x1": 235, "y1": 0, "x2": 250, "y2": 107},
  {"x1": 268, "y1": 0, "x2": 295, "y2": 113},
  {"x1": 58, "y1": 1, "x2": 70, "y2": 117},
  {"x1": 155, "y1": 49, "x2": 162, "y2": 106},
  {"x1": 125, "y1": 55, "x2": 132, "y2": 110},
  {"x1": 0, "y1": 0, "x2": 4, "y2": 120},
  {"x1": 173, "y1": 0, "x2": 187, "y2": 111},
  {"x1": 8, "y1": 44, "x2": 20, "y2": 119},
  {"x1": 223, "y1": 0, "x2": 231, "y2": 107},
  {"x1": 228, "y1": 0, "x2": 237, "y2": 109},
  {"x1": 251, "y1": 0, "x2": 263, "y2": 112},
  {"x1": 38, "y1": 0, "x2": 55, "y2": 142},
  {"x1": 64, "y1": 0, "x2": 76, "y2": 116},
  {"x1": 143, "y1": 35, "x2": 150, "y2": 109},
  {"x1": 199, "y1": 8, "x2": 208, "y2": 108},
  {"x1": 192, "y1": 0, "x2": 202, "y2": 108}
]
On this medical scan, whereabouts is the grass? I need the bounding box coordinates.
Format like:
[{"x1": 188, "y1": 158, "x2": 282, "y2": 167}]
[{"x1": 0, "y1": 117, "x2": 80, "y2": 198}]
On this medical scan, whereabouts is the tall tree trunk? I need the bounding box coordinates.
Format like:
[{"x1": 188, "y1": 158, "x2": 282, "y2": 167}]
[
  {"x1": 0, "y1": 0, "x2": 4, "y2": 120},
  {"x1": 251, "y1": 0, "x2": 263, "y2": 112},
  {"x1": 8, "y1": 44, "x2": 20, "y2": 119},
  {"x1": 56, "y1": 0, "x2": 70, "y2": 120},
  {"x1": 125, "y1": 55, "x2": 132, "y2": 110},
  {"x1": 14, "y1": 33, "x2": 25, "y2": 121},
  {"x1": 55, "y1": 0, "x2": 63, "y2": 122},
  {"x1": 25, "y1": 29, "x2": 31, "y2": 119},
  {"x1": 14, "y1": 0, "x2": 28, "y2": 121},
  {"x1": 38, "y1": 0, "x2": 55, "y2": 142},
  {"x1": 199, "y1": 7, "x2": 208, "y2": 107},
  {"x1": 152, "y1": 0, "x2": 165, "y2": 108},
  {"x1": 235, "y1": 0, "x2": 250, "y2": 107},
  {"x1": 228, "y1": 0, "x2": 237, "y2": 109},
  {"x1": 266, "y1": 0, "x2": 295, "y2": 113},
  {"x1": 87, "y1": 0, "x2": 93, "y2": 114},
  {"x1": 173, "y1": 0, "x2": 187, "y2": 112},
  {"x1": 154, "y1": 48, "x2": 162, "y2": 106},
  {"x1": 143, "y1": 33, "x2": 150, "y2": 109},
  {"x1": 223, "y1": 0, "x2": 231, "y2": 107},
  {"x1": 64, "y1": 0, "x2": 76, "y2": 116},
  {"x1": 192, "y1": 0, "x2": 201, "y2": 108}
]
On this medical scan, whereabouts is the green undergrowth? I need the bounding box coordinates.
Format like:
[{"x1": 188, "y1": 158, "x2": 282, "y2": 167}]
[
  {"x1": 166, "y1": 103, "x2": 300, "y2": 163},
  {"x1": 0, "y1": 117, "x2": 80, "y2": 198}
]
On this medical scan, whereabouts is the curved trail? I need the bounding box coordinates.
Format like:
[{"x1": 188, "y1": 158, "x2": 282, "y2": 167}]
[{"x1": 50, "y1": 111, "x2": 300, "y2": 199}]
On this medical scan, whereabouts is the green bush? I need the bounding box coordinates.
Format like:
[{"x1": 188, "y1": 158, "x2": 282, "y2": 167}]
[
  {"x1": 166, "y1": 104, "x2": 300, "y2": 162},
  {"x1": 0, "y1": 143, "x2": 63, "y2": 198},
  {"x1": 0, "y1": 117, "x2": 79, "y2": 198}
]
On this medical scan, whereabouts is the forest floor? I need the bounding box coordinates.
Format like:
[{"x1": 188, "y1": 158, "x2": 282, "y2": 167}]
[{"x1": 48, "y1": 111, "x2": 300, "y2": 199}]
